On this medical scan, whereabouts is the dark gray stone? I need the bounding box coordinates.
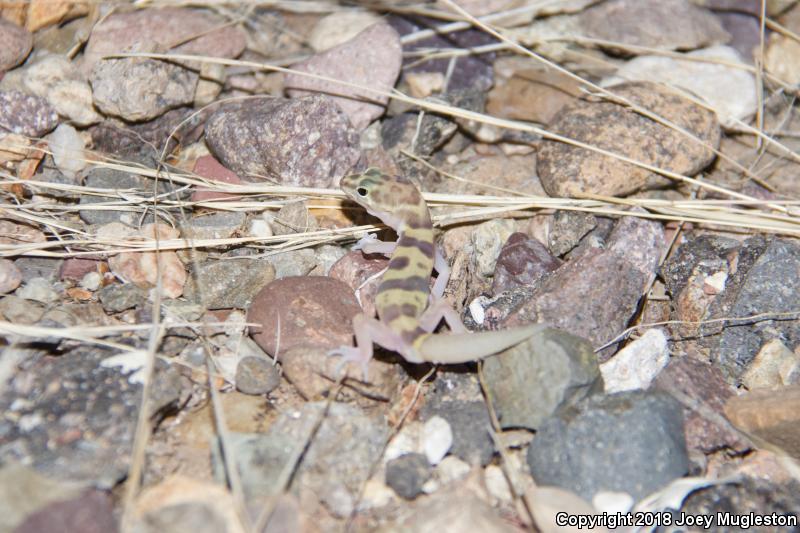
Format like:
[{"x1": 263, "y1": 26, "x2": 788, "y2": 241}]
[
  {"x1": 483, "y1": 327, "x2": 602, "y2": 430},
  {"x1": 235, "y1": 356, "x2": 280, "y2": 395},
  {"x1": 381, "y1": 111, "x2": 456, "y2": 157},
  {"x1": 527, "y1": 390, "x2": 689, "y2": 501},
  {"x1": 14, "y1": 257, "x2": 64, "y2": 283},
  {"x1": 183, "y1": 258, "x2": 275, "y2": 310},
  {"x1": 98, "y1": 283, "x2": 148, "y2": 313},
  {"x1": 79, "y1": 167, "x2": 179, "y2": 225},
  {"x1": 422, "y1": 400, "x2": 495, "y2": 466},
  {"x1": 385, "y1": 453, "x2": 431, "y2": 500}
]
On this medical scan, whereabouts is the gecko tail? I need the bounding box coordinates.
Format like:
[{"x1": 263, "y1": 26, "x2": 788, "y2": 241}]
[{"x1": 418, "y1": 323, "x2": 545, "y2": 365}]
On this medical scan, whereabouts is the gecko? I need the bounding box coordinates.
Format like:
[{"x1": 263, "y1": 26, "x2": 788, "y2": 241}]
[{"x1": 330, "y1": 168, "x2": 543, "y2": 379}]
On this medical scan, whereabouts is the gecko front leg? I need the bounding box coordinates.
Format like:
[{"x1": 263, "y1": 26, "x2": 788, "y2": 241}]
[
  {"x1": 328, "y1": 313, "x2": 405, "y2": 380},
  {"x1": 353, "y1": 233, "x2": 396, "y2": 256}
]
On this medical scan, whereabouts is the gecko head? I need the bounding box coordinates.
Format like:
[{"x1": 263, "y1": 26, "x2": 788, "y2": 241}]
[{"x1": 340, "y1": 168, "x2": 426, "y2": 228}]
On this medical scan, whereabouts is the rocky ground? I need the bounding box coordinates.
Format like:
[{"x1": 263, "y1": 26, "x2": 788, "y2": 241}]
[{"x1": 1, "y1": 0, "x2": 800, "y2": 532}]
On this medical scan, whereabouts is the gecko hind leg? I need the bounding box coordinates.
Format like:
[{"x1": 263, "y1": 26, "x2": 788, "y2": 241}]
[
  {"x1": 418, "y1": 298, "x2": 468, "y2": 334},
  {"x1": 328, "y1": 313, "x2": 404, "y2": 381}
]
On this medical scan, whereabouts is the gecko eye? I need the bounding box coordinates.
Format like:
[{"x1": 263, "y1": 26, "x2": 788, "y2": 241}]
[{"x1": 356, "y1": 187, "x2": 368, "y2": 197}]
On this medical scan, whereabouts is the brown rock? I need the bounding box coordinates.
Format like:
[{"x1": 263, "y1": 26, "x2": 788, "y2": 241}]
[
  {"x1": 59, "y1": 258, "x2": 103, "y2": 282},
  {"x1": 82, "y1": 7, "x2": 246, "y2": 73},
  {"x1": 654, "y1": 356, "x2": 748, "y2": 454},
  {"x1": 328, "y1": 250, "x2": 389, "y2": 319},
  {"x1": 741, "y1": 339, "x2": 800, "y2": 390},
  {"x1": 190, "y1": 154, "x2": 243, "y2": 202},
  {"x1": 0, "y1": 218, "x2": 46, "y2": 245},
  {"x1": 248, "y1": 276, "x2": 362, "y2": 357},
  {"x1": 487, "y1": 62, "x2": 581, "y2": 124},
  {"x1": 24, "y1": 0, "x2": 74, "y2": 32},
  {"x1": 0, "y1": 17, "x2": 32, "y2": 71},
  {"x1": 0, "y1": 258, "x2": 22, "y2": 294},
  {"x1": 724, "y1": 385, "x2": 800, "y2": 460},
  {"x1": 537, "y1": 81, "x2": 721, "y2": 198},
  {"x1": 107, "y1": 224, "x2": 186, "y2": 299},
  {"x1": 286, "y1": 22, "x2": 402, "y2": 130},
  {"x1": 491, "y1": 232, "x2": 561, "y2": 294},
  {"x1": 579, "y1": 0, "x2": 730, "y2": 53},
  {"x1": 204, "y1": 95, "x2": 363, "y2": 187}
]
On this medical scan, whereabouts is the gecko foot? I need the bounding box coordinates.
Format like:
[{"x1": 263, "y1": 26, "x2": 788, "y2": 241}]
[{"x1": 327, "y1": 346, "x2": 371, "y2": 382}]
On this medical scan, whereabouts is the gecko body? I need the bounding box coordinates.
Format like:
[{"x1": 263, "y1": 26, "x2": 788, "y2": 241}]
[{"x1": 331, "y1": 168, "x2": 542, "y2": 378}]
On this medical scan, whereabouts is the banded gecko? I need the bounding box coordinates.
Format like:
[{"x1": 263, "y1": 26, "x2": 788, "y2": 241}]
[{"x1": 330, "y1": 168, "x2": 543, "y2": 378}]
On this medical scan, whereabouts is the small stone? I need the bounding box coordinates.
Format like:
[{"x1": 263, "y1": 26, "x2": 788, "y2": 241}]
[
  {"x1": 204, "y1": 96, "x2": 362, "y2": 187},
  {"x1": 0, "y1": 18, "x2": 32, "y2": 71},
  {"x1": 484, "y1": 464, "x2": 513, "y2": 503},
  {"x1": 14, "y1": 257, "x2": 63, "y2": 283},
  {"x1": 190, "y1": 154, "x2": 243, "y2": 203},
  {"x1": 59, "y1": 258, "x2": 102, "y2": 283},
  {"x1": 79, "y1": 169, "x2": 169, "y2": 226},
  {"x1": 600, "y1": 328, "x2": 669, "y2": 393},
  {"x1": 392, "y1": 488, "x2": 516, "y2": 533},
  {"x1": 328, "y1": 250, "x2": 389, "y2": 319},
  {"x1": 765, "y1": 31, "x2": 800, "y2": 85},
  {"x1": 82, "y1": 8, "x2": 246, "y2": 73},
  {"x1": 0, "y1": 219, "x2": 46, "y2": 246},
  {"x1": 492, "y1": 233, "x2": 561, "y2": 294},
  {"x1": 483, "y1": 327, "x2": 601, "y2": 430},
  {"x1": 248, "y1": 276, "x2": 362, "y2": 357},
  {"x1": 235, "y1": 356, "x2": 281, "y2": 395},
  {"x1": 47, "y1": 124, "x2": 86, "y2": 180},
  {"x1": 267, "y1": 249, "x2": 318, "y2": 279},
  {"x1": 421, "y1": 400, "x2": 496, "y2": 466},
  {"x1": 270, "y1": 200, "x2": 318, "y2": 236},
  {"x1": 405, "y1": 71, "x2": 445, "y2": 98},
  {"x1": 16, "y1": 277, "x2": 59, "y2": 303},
  {"x1": 471, "y1": 219, "x2": 516, "y2": 279},
  {"x1": 183, "y1": 258, "x2": 275, "y2": 310},
  {"x1": 90, "y1": 54, "x2": 198, "y2": 122},
  {"x1": 307, "y1": 10, "x2": 383, "y2": 52},
  {"x1": 423, "y1": 416, "x2": 452, "y2": 466},
  {"x1": 381, "y1": 112, "x2": 457, "y2": 158},
  {"x1": 0, "y1": 90, "x2": 58, "y2": 137},
  {"x1": 527, "y1": 390, "x2": 689, "y2": 501},
  {"x1": 537, "y1": 81, "x2": 721, "y2": 198},
  {"x1": 79, "y1": 271, "x2": 103, "y2": 292},
  {"x1": 741, "y1": 339, "x2": 800, "y2": 390},
  {"x1": 438, "y1": 151, "x2": 545, "y2": 196},
  {"x1": 725, "y1": 385, "x2": 800, "y2": 460},
  {"x1": 0, "y1": 258, "x2": 22, "y2": 294},
  {"x1": 0, "y1": 295, "x2": 44, "y2": 324},
  {"x1": 182, "y1": 211, "x2": 246, "y2": 241},
  {"x1": 0, "y1": 132, "x2": 30, "y2": 162},
  {"x1": 0, "y1": 464, "x2": 84, "y2": 533},
  {"x1": 604, "y1": 46, "x2": 757, "y2": 127},
  {"x1": 107, "y1": 224, "x2": 186, "y2": 299},
  {"x1": 548, "y1": 211, "x2": 598, "y2": 257},
  {"x1": 654, "y1": 356, "x2": 747, "y2": 455},
  {"x1": 385, "y1": 453, "x2": 432, "y2": 500},
  {"x1": 14, "y1": 490, "x2": 116, "y2": 533},
  {"x1": 578, "y1": 0, "x2": 729, "y2": 52},
  {"x1": 0, "y1": 54, "x2": 101, "y2": 126},
  {"x1": 286, "y1": 22, "x2": 402, "y2": 131},
  {"x1": 314, "y1": 245, "x2": 348, "y2": 276}
]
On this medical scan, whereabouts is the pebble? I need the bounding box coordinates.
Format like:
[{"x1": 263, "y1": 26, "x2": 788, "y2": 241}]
[
  {"x1": 390, "y1": 16, "x2": 495, "y2": 93},
  {"x1": 654, "y1": 356, "x2": 748, "y2": 455},
  {"x1": 381, "y1": 111, "x2": 457, "y2": 158},
  {"x1": 248, "y1": 276, "x2": 362, "y2": 357},
  {"x1": 484, "y1": 464, "x2": 513, "y2": 503},
  {"x1": 438, "y1": 151, "x2": 545, "y2": 196},
  {"x1": 90, "y1": 53, "x2": 198, "y2": 122},
  {"x1": 578, "y1": 0, "x2": 729, "y2": 52},
  {"x1": 0, "y1": 294, "x2": 44, "y2": 324},
  {"x1": 16, "y1": 277, "x2": 59, "y2": 303},
  {"x1": 548, "y1": 211, "x2": 597, "y2": 257},
  {"x1": 235, "y1": 355, "x2": 281, "y2": 395},
  {"x1": 421, "y1": 400, "x2": 496, "y2": 466},
  {"x1": 287, "y1": 22, "x2": 401, "y2": 131},
  {"x1": 0, "y1": 18, "x2": 32, "y2": 71},
  {"x1": 182, "y1": 211, "x2": 246, "y2": 241},
  {"x1": 308, "y1": 11, "x2": 382, "y2": 51},
  {"x1": 741, "y1": 339, "x2": 800, "y2": 390},
  {"x1": 604, "y1": 46, "x2": 757, "y2": 127},
  {"x1": 0, "y1": 258, "x2": 22, "y2": 294},
  {"x1": 79, "y1": 271, "x2": 103, "y2": 292},
  {"x1": 422, "y1": 416, "x2": 453, "y2": 466},
  {"x1": 79, "y1": 168, "x2": 166, "y2": 226},
  {"x1": 392, "y1": 488, "x2": 516, "y2": 533},
  {"x1": 0, "y1": 464, "x2": 84, "y2": 533},
  {"x1": 183, "y1": 258, "x2": 275, "y2": 310},
  {"x1": 14, "y1": 490, "x2": 116, "y2": 533},
  {"x1": 329, "y1": 250, "x2": 389, "y2": 318},
  {"x1": 270, "y1": 200, "x2": 318, "y2": 236},
  {"x1": 483, "y1": 326, "x2": 601, "y2": 429},
  {"x1": 82, "y1": 7, "x2": 246, "y2": 73},
  {"x1": 680, "y1": 477, "x2": 800, "y2": 527},
  {"x1": 724, "y1": 385, "x2": 800, "y2": 460},
  {"x1": 537, "y1": 81, "x2": 721, "y2": 198},
  {"x1": 267, "y1": 249, "x2": 318, "y2": 279},
  {"x1": 107, "y1": 223, "x2": 187, "y2": 299},
  {"x1": 0, "y1": 54, "x2": 101, "y2": 126},
  {"x1": 385, "y1": 453, "x2": 432, "y2": 500},
  {"x1": 204, "y1": 96, "x2": 362, "y2": 187},
  {"x1": 313, "y1": 244, "x2": 348, "y2": 276},
  {"x1": 190, "y1": 154, "x2": 243, "y2": 203},
  {"x1": 766, "y1": 33, "x2": 800, "y2": 85},
  {"x1": 46, "y1": 124, "x2": 86, "y2": 180},
  {"x1": 13, "y1": 256, "x2": 63, "y2": 282},
  {"x1": 527, "y1": 390, "x2": 689, "y2": 501},
  {"x1": 0, "y1": 132, "x2": 30, "y2": 163},
  {"x1": 0, "y1": 90, "x2": 59, "y2": 137},
  {"x1": 600, "y1": 328, "x2": 669, "y2": 393},
  {"x1": 98, "y1": 283, "x2": 148, "y2": 313},
  {"x1": 491, "y1": 232, "x2": 561, "y2": 295}
]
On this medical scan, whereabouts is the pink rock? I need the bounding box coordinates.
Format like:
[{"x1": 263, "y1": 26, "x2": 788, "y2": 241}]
[
  {"x1": 248, "y1": 276, "x2": 361, "y2": 357},
  {"x1": 0, "y1": 258, "x2": 22, "y2": 294},
  {"x1": 329, "y1": 250, "x2": 389, "y2": 318},
  {"x1": 108, "y1": 223, "x2": 186, "y2": 298},
  {"x1": 82, "y1": 7, "x2": 246, "y2": 73},
  {"x1": 60, "y1": 258, "x2": 103, "y2": 282},
  {"x1": 492, "y1": 233, "x2": 561, "y2": 294},
  {"x1": 0, "y1": 18, "x2": 32, "y2": 72},
  {"x1": 190, "y1": 155, "x2": 243, "y2": 202},
  {"x1": 286, "y1": 22, "x2": 402, "y2": 130}
]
